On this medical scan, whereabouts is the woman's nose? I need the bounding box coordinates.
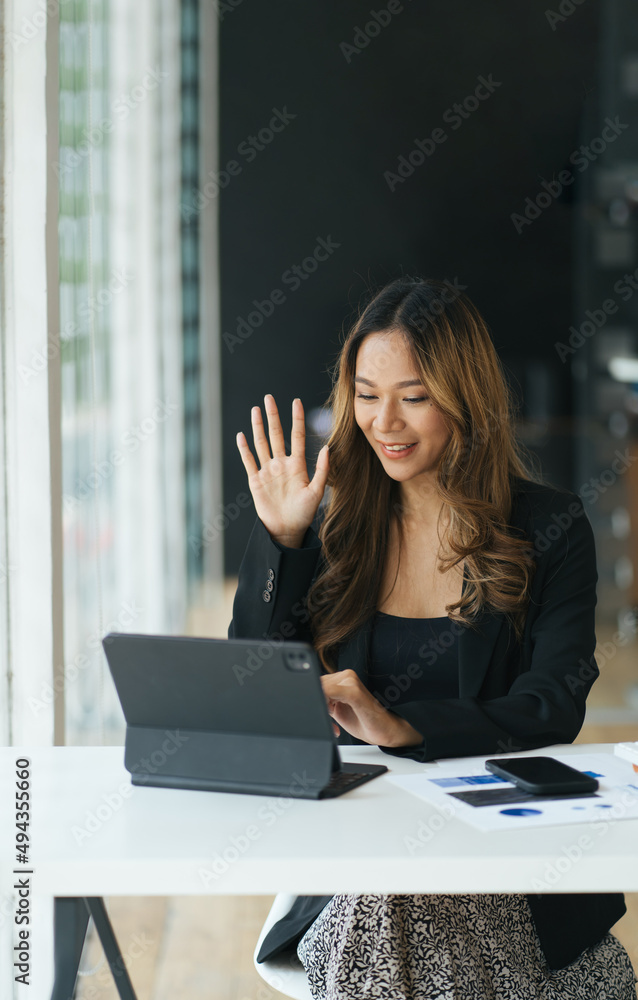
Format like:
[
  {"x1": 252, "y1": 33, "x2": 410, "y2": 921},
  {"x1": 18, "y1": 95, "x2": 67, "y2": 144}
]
[{"x1": 373, "y1": 400, "x2": 404, "y2": 431}]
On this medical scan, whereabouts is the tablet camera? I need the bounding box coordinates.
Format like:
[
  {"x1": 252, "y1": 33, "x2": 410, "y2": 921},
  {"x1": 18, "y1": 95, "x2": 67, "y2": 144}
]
[{"x1": 284, "y1": 650, "x2": 312, "y2": 671}]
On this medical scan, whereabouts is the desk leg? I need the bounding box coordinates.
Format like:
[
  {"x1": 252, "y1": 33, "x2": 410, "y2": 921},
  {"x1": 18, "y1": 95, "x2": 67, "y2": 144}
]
[
  {"x1": 51, "y1": 897, "x2": 90, "y2": 1000},
  {"x1": 50, "y1": 897, "x2": 138, "y2": 1000},
  {"x1": 84, "y1": 898, "x2": 138, "y2": 1000}
]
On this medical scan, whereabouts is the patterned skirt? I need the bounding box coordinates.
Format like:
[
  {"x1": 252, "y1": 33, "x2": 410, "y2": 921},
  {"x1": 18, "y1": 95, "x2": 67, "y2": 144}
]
[{"x1": 296, "y1": 893, "x2": 638, "y2": 1000}]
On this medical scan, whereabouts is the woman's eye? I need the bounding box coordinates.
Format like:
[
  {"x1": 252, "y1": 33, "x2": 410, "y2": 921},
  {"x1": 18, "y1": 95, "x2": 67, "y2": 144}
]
[{"x1": 356, "y1": 394, "x2": 429, "y2": 404}]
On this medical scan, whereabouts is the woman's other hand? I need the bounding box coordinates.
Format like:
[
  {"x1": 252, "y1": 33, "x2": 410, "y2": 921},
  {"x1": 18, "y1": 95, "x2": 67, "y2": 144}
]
[
  {"x1": 236, "y1": 394, "x2": 329, "y2": 547},
  {"x1": 320, "y1": 669, "x2": 424, "y2": 748}
]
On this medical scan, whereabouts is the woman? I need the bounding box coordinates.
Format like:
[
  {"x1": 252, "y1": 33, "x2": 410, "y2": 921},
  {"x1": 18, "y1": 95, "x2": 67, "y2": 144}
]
[{"x1": 230, "y1": 276, "x2": 637, "y2": 998}]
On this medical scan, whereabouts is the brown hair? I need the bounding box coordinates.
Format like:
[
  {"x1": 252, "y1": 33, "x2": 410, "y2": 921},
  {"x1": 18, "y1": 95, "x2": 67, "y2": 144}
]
[{"x1": 306, "y1": 276, "x2": 543, "y2": 671}]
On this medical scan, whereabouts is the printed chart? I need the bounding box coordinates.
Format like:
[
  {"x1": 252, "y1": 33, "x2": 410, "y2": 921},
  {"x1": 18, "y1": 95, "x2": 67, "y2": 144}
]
[{"x1": 387, "y1": 754, "x2": 638, "y2": 831}]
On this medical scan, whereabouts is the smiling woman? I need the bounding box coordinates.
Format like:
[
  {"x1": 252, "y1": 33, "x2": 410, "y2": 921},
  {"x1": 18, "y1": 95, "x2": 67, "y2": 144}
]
[
  {"x1": 306, "y1": 276, "x2": 539, "y2": 671},
  {"x1": 231, "y1": 275, "x2": 637, "y2": 998}
]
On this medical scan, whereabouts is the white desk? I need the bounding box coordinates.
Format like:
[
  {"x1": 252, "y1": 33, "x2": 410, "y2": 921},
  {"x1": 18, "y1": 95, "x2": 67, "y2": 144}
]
[{"x1": 1, "y1": 742, "x2": 637, "y2": 998}]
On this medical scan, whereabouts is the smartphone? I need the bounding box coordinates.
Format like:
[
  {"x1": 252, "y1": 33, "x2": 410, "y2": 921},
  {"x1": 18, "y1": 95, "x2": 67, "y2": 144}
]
[{"x1": 484, "y1": 756, "x2": 599, "y2": 796}]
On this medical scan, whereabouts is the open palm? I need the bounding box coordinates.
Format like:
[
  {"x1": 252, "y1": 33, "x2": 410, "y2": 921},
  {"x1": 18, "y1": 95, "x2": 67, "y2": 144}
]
[{"x1": 236, "y1": 394, "x2": 329, "y2": 545}]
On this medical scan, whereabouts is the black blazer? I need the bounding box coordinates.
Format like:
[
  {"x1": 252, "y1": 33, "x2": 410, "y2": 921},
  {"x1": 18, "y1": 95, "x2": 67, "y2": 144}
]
[{"x1": 229, "y1": 475, "x2": 626, "y2": 970}]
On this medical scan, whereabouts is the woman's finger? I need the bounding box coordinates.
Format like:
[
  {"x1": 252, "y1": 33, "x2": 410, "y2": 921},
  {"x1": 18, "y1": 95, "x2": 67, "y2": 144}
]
[
  {"x1": 263, "y1": 394, "x2": 287, "y2": 459},
  {"x1": 290, "y1": 397, "x2": 306, "y2": 460},
  {"x1": 309, "y1": 443, "x2": 330, "y2": 498},
  {"x1": 235, "y1": 431, "x2": 260, "y2": 479},
  {"x1": 250, "y1": 405, "x2": 273, "y2": 469}
]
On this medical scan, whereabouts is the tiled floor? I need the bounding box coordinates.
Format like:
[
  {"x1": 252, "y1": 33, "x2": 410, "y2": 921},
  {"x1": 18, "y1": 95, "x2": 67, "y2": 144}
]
[{"x1": 74, "y1": 582, "x2": 638, "y2": 999}]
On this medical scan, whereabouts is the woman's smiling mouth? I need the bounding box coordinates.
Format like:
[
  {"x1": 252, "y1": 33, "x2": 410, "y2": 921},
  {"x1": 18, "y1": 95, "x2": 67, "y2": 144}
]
[{"x1": 376, "y1": 441, "x2": 418, "y2": 458}]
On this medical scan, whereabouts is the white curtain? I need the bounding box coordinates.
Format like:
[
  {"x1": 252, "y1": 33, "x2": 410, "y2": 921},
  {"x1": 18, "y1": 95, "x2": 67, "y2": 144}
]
[{"x1": 59, "y1": 0, "x2": 188, "y2": 746}]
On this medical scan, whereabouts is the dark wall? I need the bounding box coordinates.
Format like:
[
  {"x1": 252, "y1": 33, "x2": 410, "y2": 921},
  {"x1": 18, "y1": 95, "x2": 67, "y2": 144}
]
[{"x1": 218, "y1": 0, "x2": 601, "y2": 573}]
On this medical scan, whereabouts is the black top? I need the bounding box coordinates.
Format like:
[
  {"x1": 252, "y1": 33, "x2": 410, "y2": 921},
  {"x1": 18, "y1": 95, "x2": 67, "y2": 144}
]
[{"x1": 367, "y1": 611, "x2": 460, "y2": 707}]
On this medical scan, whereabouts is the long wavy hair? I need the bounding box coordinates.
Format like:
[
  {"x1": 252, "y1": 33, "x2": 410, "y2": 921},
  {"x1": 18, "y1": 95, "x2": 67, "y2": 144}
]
[{"x1": 306, "y1": 276, "x2": 544, "y2": 672}]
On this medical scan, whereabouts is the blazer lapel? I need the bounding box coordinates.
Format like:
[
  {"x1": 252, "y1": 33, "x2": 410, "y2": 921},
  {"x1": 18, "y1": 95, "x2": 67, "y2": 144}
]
[
  {"x1": 456, "y1": 564, "x2": 507, "y2": 698},
  {"x1": 457, "y1": 609, "x2": 506, "y2": 698}
]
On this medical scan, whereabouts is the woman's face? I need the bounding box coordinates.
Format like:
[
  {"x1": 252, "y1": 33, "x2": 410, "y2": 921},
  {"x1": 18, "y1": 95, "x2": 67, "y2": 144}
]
[{"x1": 353, "y1": 329, "x2": 452, "y2": 485}]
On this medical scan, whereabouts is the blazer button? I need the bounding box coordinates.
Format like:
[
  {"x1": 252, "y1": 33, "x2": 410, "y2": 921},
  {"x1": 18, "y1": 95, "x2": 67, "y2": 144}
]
[
  {"x1": 266, "y1": 580, "x2": 274, "y2": 592},
  {"x1": 268, "y1": 568, "x2": 275, "y2": 581},
  {"x1": 262, "y1": 590, "x2": 271, "y2": 602}
]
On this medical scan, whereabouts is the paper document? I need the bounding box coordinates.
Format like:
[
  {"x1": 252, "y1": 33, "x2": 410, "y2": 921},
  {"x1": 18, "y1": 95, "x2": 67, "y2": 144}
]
[{"x1": 387, "y1": 753, "x2": 638, "y2": 831}]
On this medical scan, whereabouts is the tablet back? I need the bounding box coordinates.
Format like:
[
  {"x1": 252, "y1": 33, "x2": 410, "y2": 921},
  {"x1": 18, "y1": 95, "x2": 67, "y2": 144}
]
[{"x1": 102, "y1": 632, "x2": 338, "y2": 797}]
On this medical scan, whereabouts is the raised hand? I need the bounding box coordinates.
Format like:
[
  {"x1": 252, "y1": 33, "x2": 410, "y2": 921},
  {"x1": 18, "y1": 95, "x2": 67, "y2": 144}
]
[{"x1": 236, "y1": 394, "x2": 329, "y2": 547}]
